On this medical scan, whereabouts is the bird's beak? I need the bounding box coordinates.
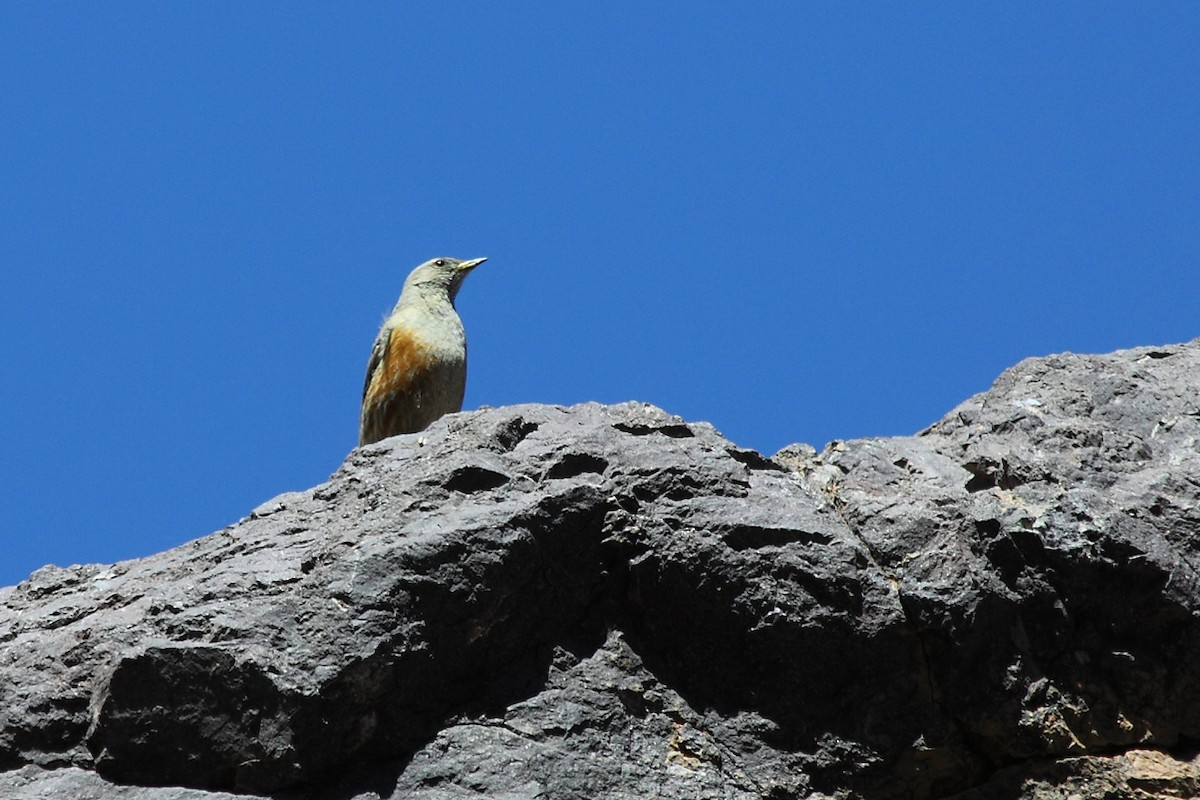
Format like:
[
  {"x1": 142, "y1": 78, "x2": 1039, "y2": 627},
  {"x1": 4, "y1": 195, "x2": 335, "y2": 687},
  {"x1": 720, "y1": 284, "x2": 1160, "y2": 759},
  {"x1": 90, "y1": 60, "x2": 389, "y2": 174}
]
[{"x1": 459, "y1": 257, "x2": 487, "y2": 271}]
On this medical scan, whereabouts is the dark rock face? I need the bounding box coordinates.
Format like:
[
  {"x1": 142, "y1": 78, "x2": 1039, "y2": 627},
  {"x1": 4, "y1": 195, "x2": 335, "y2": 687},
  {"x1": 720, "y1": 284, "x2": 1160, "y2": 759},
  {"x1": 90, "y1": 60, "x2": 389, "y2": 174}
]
[{"x1": 3, "y1": 340, "x2": 1200, "y2": 799}]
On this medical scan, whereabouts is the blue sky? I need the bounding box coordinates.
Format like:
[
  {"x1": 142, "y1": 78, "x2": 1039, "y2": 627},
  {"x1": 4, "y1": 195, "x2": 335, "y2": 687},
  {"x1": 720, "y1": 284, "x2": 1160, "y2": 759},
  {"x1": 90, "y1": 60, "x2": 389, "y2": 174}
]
[{"x1": 2, "y1": 5, "x2": 1198, "y2": 587}]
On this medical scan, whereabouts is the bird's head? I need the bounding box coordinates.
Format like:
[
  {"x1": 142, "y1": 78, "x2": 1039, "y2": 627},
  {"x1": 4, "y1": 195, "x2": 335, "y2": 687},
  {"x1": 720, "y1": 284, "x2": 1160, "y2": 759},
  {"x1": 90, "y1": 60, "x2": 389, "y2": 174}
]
[{"x1": 402, "y1": 256, "x2": 487, "y2": 304}]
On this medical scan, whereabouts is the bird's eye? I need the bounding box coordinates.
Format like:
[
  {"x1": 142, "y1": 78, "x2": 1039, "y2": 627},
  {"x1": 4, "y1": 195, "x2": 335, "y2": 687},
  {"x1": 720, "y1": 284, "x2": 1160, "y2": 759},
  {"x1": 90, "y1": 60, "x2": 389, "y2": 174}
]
[{"x1": 435, "y1": 259, "x2": 446, "y2": 267}]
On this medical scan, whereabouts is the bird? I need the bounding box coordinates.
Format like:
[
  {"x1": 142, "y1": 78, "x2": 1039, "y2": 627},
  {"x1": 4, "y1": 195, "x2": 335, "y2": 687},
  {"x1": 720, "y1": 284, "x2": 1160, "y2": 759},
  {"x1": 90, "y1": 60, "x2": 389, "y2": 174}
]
[{"x1": 359, "y1": 256, "x2": 487, "y2": 445}]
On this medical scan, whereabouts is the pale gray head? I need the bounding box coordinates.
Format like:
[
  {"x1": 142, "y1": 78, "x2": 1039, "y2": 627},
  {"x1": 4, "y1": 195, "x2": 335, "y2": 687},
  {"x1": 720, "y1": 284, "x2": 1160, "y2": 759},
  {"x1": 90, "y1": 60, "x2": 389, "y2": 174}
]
[{"x1": 400, "y1": 256, "x2": 487, "y2": 305}]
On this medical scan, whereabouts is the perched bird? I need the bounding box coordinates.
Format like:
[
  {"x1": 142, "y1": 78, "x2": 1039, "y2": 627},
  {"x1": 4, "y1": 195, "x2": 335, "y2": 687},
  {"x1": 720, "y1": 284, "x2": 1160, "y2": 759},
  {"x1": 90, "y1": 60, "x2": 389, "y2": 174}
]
[{"x1": 359, "y1": 256, "x2": 487, "y2": 445}]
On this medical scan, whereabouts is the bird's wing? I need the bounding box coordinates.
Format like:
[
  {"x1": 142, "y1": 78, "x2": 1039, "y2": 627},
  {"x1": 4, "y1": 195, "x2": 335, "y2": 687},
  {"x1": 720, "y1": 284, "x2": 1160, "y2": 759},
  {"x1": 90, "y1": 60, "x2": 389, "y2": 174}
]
[{"x1": 362, "y1": 327, "x2": 392, "y2": 402}]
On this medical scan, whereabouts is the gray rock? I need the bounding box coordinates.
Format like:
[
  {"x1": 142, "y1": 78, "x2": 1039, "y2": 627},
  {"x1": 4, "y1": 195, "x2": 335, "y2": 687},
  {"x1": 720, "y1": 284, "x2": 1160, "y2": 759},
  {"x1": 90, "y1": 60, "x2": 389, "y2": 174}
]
[{"x1": 3, "y1": 340, "x2": 1200, "y2": 799}]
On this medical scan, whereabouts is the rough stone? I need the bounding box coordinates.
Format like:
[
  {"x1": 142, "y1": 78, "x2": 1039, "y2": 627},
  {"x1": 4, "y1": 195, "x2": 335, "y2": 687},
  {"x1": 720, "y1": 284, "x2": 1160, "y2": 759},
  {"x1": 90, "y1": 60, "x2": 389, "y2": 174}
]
[{"x1": 2, "y1": 340, "x2": 1200, "y2": 798}]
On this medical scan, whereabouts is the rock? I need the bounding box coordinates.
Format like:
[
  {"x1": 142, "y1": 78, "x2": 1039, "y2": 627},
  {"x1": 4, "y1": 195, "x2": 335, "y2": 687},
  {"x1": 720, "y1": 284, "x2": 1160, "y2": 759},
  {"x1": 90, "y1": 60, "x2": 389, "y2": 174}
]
[
  {"x1": 2, "y1": 340, "x2": 1200, "y2": 799},
  {"x1": 945, "y1": 749, "x2": 1200, "y2": 800}
]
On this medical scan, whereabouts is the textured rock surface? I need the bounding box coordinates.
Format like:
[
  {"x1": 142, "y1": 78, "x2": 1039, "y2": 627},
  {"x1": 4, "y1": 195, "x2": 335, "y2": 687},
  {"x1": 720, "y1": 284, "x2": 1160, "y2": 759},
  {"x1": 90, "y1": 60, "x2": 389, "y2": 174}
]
[{"x1": 3, "y1": 340, "x2": 1200, "y2": 799}]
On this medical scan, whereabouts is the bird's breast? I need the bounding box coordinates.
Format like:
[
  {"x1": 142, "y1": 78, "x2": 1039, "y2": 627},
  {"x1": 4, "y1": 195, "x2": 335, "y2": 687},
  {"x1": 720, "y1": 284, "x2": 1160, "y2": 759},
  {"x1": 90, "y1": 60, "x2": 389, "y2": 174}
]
[{"x1": 372, "y1": 310, "x2": 466, "y2": 394}]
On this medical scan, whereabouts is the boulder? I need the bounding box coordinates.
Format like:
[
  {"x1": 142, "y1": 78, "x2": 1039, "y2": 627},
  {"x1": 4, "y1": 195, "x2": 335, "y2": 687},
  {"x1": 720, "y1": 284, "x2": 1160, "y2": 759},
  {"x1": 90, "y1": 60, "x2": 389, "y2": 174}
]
[{"x1": 3, "y1": 340, "x2": 1200, "y2": 798}]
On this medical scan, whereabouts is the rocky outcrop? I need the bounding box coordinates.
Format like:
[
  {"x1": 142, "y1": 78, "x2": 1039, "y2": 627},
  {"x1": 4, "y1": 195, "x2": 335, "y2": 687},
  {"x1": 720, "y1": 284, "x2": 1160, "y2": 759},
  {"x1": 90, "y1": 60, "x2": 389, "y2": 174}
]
[{"x1": 3, "y1": 340, "x2": 1200, "y2": 799}]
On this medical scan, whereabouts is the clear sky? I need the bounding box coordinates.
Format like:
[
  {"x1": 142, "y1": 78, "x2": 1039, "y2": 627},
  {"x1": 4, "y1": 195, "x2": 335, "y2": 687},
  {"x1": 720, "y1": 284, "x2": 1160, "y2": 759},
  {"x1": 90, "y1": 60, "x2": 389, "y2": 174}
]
[{"x1": 2, "y1": 5, "x2": 1197, "y2": 588}]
